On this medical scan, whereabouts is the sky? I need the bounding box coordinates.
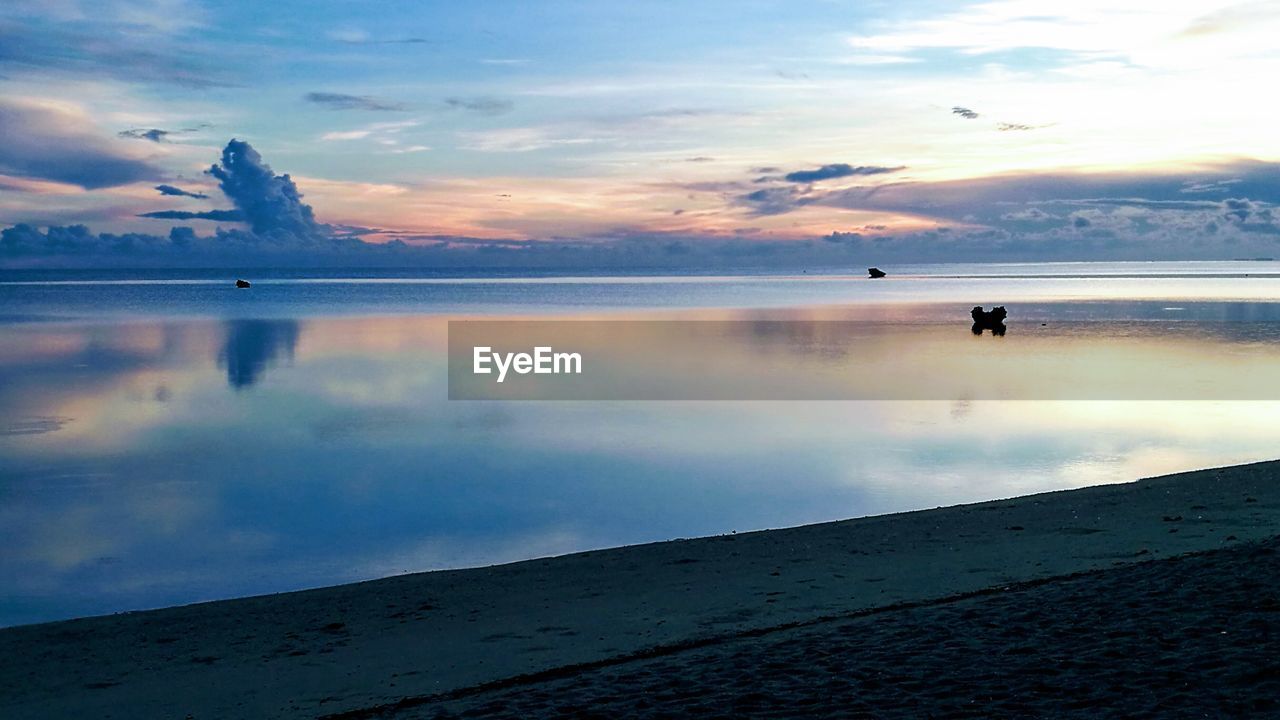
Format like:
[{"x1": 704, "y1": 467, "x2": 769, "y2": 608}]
[{"x1": 3, "y1": 0, "x2": 1280, "y2": 267}]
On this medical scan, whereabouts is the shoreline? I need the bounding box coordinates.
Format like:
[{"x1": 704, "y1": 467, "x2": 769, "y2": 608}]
[{"x1": 3, "y1": 459, "x2": 1278, "y2": 718}]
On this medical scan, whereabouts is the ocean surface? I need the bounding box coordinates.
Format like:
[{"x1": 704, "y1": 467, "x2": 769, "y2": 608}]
[{"x1": 4, "y1": 261, "x2": 1280, "y2": 625}]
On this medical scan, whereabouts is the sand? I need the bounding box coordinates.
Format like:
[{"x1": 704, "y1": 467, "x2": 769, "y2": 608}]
[
  {"x1": 420, "y1": 537, "x2": 1280, "y2": 719},
  {"x1": 2, "y1": 460, "x2": 1278, "y2": 719}
]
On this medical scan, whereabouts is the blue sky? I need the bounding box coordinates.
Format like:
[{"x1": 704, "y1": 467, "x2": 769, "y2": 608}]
[{"x1": 3, "y1": 0, "x2": 1280, "y2": 266}]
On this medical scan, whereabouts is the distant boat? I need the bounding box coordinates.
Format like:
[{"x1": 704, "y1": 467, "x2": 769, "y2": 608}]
[
  {"x1": 868, "y1": 267, "x2": 887, "y2": 279},
  {"x1": 235, "y1": 279, "x2": 251, "y2": 288}
]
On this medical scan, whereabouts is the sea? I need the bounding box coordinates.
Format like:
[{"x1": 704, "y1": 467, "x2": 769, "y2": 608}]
[{"x1": 4, "y1": 261, "x2": 1280, "y2": 626}]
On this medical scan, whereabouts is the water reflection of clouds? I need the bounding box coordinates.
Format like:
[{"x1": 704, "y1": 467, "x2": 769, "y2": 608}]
[
  {"x1": 219, "y1": 320, "x2": 300, "y2": 389},
  {"x1": 4, "y1": 309, "x2": 1280, "y2": 625}
]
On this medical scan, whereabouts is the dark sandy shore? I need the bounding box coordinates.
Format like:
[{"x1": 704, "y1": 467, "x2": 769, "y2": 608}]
[
  {"x1": 2, "y1": 460, "x2": 1278, "y2": 719},
  {"x1": 416, "y1": 537, "x2": 1280, "y2": 719}
]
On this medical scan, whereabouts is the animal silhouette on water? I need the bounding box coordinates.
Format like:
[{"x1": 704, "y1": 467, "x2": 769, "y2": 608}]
[
  {"x1": 867, "y1": 267, "x2": 887, "y2": 279},
  {"x1": 971, "y1": 306, "x2": 1007, "y2": 336}
]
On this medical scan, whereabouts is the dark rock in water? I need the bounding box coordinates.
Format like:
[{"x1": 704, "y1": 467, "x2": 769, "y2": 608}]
[
  {"x1": 235, "y1": 279, "x2": 251, "y2": 289},
  {"x1": 970, "y1": 305, "x2": 1007, "y2": 336},
  {"x1": 868, "y1": 267, "x2": 887, "y2": 279}
]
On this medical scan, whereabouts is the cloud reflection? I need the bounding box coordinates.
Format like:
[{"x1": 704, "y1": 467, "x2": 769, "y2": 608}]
[
  {"x1": 5, "y1": 307, "x2": 1280, "y2": 626},
  {"x1": 218, "y1": 319, "x2": 301, "y2": 388}
]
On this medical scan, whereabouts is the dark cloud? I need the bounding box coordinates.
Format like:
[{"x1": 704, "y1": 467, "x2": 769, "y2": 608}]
[
  {"x1": 0, "y1": 100, "x2": 163, "y2": 189},
  {"x1": 783, "y1": 163, "x2": 904, "y2": 183},
  {"x1": 155, "y1": 184, "x2": 208, "y2": 199},
  {"x1": 817, "y1": 162, "x2": 1280, "y2": 223},
  {"x1": 206, "y1": 139, "x2": 326, "y2": 237},
  {"x1": 739, "y1": 186, "x2": 814, "y2": 215},
  {"x1": 9, "y1": 214, "x2": 1280, "y2": 268},
  {"x1": 304, "y1": 92, "x2": 406, "y2": 112},
  {"x1": 685, "y1": 156, "x2": 715, "y2": 163},
  {"x1": 2, "y1": 223, "x2": 181, "y2": 257},
  {"x1": 951, "y1": 106, "x2": 980, "y2": 119},
  {"x1": 138, "y1": 210, "x2": 243, "y2": 221},
  {"x1": 335, "y1": 36, "x2": 428, "y2": 45},
  {"x1": 118, "y1": 123, "x2": 211, "y2": 143},
  {"x1": 445, "y1": 96, "x2": 513, "y2": 115},
  {"x1": 1224, "y1": 198, "x2": 1252, "y2": 221},
  {"x1": 119, "y1": 128, "x2": 169, "y2": 142},
  {"x1": 0, "y1": 222, "x2": 375, "y2": 264}
]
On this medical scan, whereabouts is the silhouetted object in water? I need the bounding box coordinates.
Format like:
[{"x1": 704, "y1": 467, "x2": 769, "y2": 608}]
[
  {"x1": 218, "y1": 319, "x2": 300, "y2": 388},
  {"x1": 235, "y1": 279, "x2": 251, "y2": 288},
  {"x1": 971, "y1": 306, "x2": 1007, "y2": 336},
  {"x1": 868, "y1": 267, "x2": 886, "y2": 279}
]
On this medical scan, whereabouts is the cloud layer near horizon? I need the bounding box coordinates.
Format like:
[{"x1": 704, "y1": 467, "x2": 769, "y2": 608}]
[{"x1": 5, "y1": 137, "x2": 1280, "y2": 267}]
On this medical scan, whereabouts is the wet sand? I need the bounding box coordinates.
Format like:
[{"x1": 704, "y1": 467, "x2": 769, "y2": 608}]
[{"x1": 2, "y1": 460, "x2": 1278, "y2": 719}]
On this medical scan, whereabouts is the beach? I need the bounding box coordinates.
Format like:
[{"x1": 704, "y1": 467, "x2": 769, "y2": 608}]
[
  {"x1": 2, "y1": 459, "x2": 1277, "y2": 719},
  {"x1": 6, "y1": 0, "x2": 1280, "y2": 715}
]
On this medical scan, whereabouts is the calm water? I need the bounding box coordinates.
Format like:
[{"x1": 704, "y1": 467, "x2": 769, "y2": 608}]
[{"x1": 4, "y1": 262, "x2": 1280, "y2": 626}]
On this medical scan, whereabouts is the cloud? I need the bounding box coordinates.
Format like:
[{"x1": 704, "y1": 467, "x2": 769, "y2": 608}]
[
  {"x1": 155, "y1": 184, "x2": 207, "y2": 199},
  {"x1": 118, "y1": 123, "x2": 210, "y2": 143},
  {"x1": 119, "y1": 128, "x2": 169, "y2": 142},
  {"x1": 458, "y1": 127, "x2": 596, "y2": 153},
  {"x1": 1182, "y1": 178, "x2": 1242, "y2": 194},
  {"x1": 0, "y1": 20, "x2": 229, "y2": 88},
  {"x1": 817, "y1": 162, "x2": 1280, "y2": 222},
  {"x1": 728, "y1": 158, "x2": 1280, "y2": 258},
  {"x1": 319, "y1": 119, "x2": 420, "y2": 143},
  {"x1": 326, "y1": 29, "x2": 427, "y2": 45},
  {"x1": 321, "y1": 130, "x2": 372, "y2": 141},
  {"x1": 739, "y1": 186, "x2": 813, "y2": 216},
  {"x1": 445, "y1": 96, "x2": 514, "y2": 116},
  {"x1": 2, "y1": 140, "x2": 370, "y2": 263},
  {"x1": 951, "y1": 106, "x2": 980, "y2": 120},
  {"x1": 0, "y1": 222, "x2": 378, "y2": 264},
  {"x1": 206, "y1": 139, "x2": 325, "y2": 237},
  {"x1": 0, "y1": 99, "x2": 163, "y2": 189},
  {"x1": 137, "y1": 209, "x2": 242, "y2": 221},
  {"x1": 1180, "y1": 2, "x2": 1280, "y2": 37},
  {"x1": 11, "y1": 138, "x2": 1280, "y2": 268},
  {"x1": 783, "y1": 163, "x2": 905, "y2": 183},
  {"x1": 304, "y1": 92, "x2": 405, "y2": 112},
  {"x1": 1000, "y1": 208, "x2": 1057, "y2": 222}
]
